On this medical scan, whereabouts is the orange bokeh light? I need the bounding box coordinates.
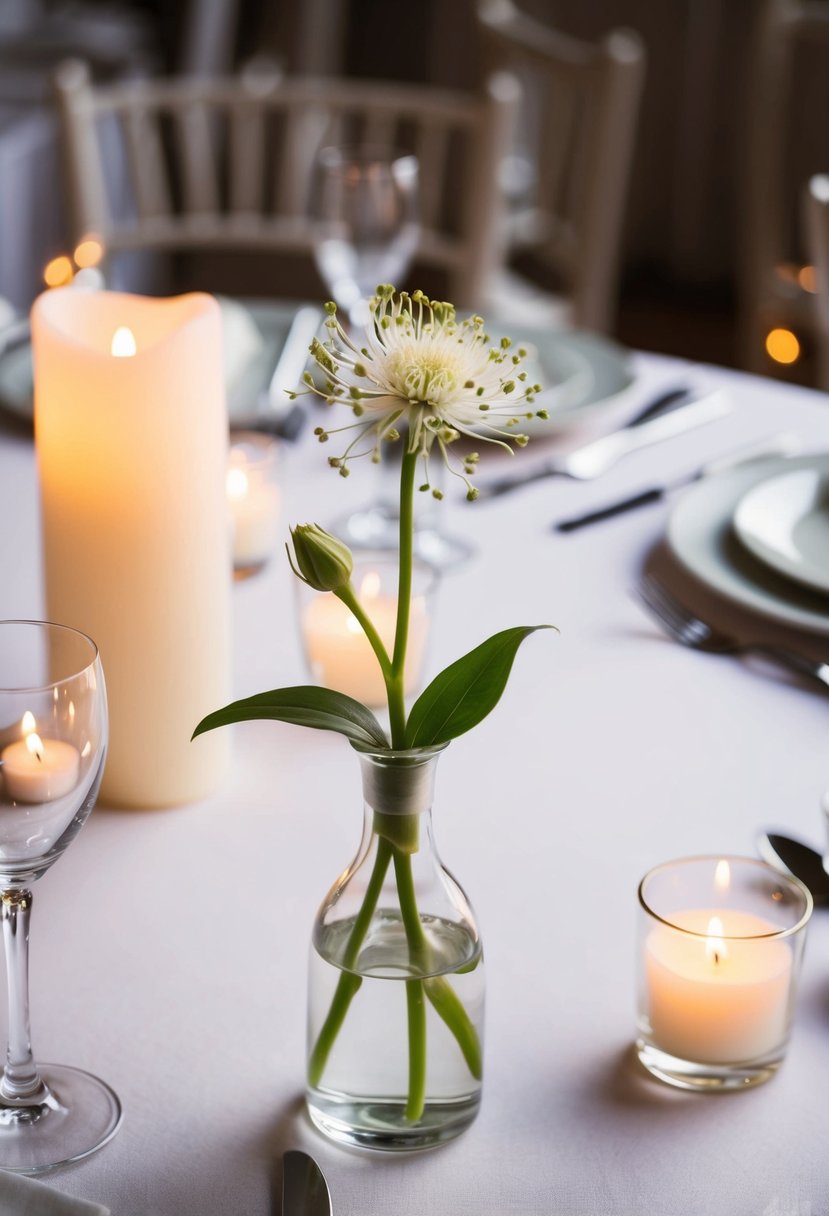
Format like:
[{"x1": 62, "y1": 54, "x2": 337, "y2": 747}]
[
  {"x1": 73, "y1": 236, "x2": 104, "y2": 269},
  {"x1": 798, "y1": 265, "x2": 817, "y2": 293},
  {"x1": 765, "y1": 328, "x2": 801, "y2": 365},
  {"x1": 43, "y1": 256, "x2": 74, "y2": 288}
]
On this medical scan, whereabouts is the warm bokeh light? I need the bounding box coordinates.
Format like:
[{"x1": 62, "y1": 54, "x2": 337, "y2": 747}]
[
  {"x1": 111, "y1": 327, "x2": 137, "y2": 358},
  {"x1": 43, "y1": 255, "x2": 74, "y2": 288},
  {"x1": 73, "y1": 235, "x2": 104, "y2": 269},
  {"x1": 225, "y1": 467, "x2": 249, "y2": 500},
  {"x1": 765, "y1": 328, "x2": 800, "y2": 365},
  {"x1": 798, "y1": 264, "x2": 817, "y2": 293}
]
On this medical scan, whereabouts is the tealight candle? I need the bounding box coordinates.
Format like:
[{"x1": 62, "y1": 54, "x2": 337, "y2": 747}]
[
  {"x1": 1, "y1": 713, "x2": 80, "y2": 804},
  {"x1": 636, "y1": 856, "x2": 812, "y2": 1090},
  {"x1": 299, "y1": 557, "x2": 436, "y2": 707},
  {"x1": 226, "y1": 433, "x2": 280, "y2": 573}
]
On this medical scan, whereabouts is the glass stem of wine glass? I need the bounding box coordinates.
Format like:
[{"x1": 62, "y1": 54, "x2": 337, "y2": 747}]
[{"x1": 1, "y1": 889, "x2": 46, "y2": 1103}]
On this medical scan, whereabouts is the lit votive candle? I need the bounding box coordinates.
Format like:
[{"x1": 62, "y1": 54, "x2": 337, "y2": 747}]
[
  {"x1": 299, "y1": 555, "x2": 436, "y2": 707},
  {"x1": 227, "y1": 433, "x2": 280, "y2": 575},
  {"x1": 0, "y1": 712, "x2": 80, "y2": 804},
  {"x1": 636, "y1": 856, "x2": 812, "y2": 1090}
]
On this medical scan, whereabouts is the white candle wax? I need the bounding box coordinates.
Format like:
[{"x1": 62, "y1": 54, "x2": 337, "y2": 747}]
[
  {"x1": 32, "y1": 289, "x2": 232, "y2": 808},
  {"x1": 226, "y1": 467, "x2": 280, "y2": 568},
  {"x1": 1, "y1": 734, "x2": 80, "y2": 804},
  {"x1": 644, "y1": 908, "x2": 792, "y2": 1063},
  {"x1": 302, "y1": 584, "x2": 429, "y2": 707}
]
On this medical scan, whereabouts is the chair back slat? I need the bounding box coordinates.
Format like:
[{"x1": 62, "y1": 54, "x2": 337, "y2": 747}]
[
  {"x1": 229, "y1": 96, "x2": 266, "y2": 215},
  {"x1": 476, "y1": 0, "x2": 645, "y2": 331},
  {"x1": 174, "y1": 103, "x2": 220, "y2": 215},
  {"x1": 123, "y1": 105, "x2": 173, "y2": 220},
  {"x1": 55, "y1": 65, "x2": 516, "y2": 307}
]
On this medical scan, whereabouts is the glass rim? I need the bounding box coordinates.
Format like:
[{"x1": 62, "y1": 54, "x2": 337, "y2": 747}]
[
  {"x1": 344, "y1": 549, "x2": 440, "y2": 595},
  {"x1": 637, "y1": 854, "x2": 813, "y2": 941},
  {"x1": 0, "y1": 619, "x2": 100, "y2": 692},
  {"x1": 315, "y1": 145, "x2": 419, "y2": 176}
]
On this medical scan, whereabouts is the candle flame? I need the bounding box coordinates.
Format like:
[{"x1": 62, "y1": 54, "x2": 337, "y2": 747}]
[
  {"x1": 25, "y1": 732, "x2": 44, "y2": 763},
  {"x1": 226, "y1": 467, "x2": 249, "y2": 500},
  {"x1": 21, "y1": 710, "x2": 36, "y2": 736},
  {"x1": 714, "y1": 859, "x2": 731, "y2": 891},
  {"x1": 705, "y1": 915, "x2": 727, "y2": 966},
  {"x1": 111, "y1": 326, "x2": 137, "y2": 358}
]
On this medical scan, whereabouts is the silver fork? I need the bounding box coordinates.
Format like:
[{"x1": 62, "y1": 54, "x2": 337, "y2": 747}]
[{"x1": 634, "y1": 573, "x2": 829, "y2": 691}]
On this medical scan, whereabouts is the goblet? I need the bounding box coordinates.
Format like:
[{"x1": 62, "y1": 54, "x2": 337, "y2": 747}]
[
  {"x1": 0, "y1": 620, "x2": 119, "y2": 1172},
  {"x1": 309, "y1": 145, "x2": 420, "y2": 331},
  {"x1": 309, "y1": 147, "x2": 475, "y2": 567}
]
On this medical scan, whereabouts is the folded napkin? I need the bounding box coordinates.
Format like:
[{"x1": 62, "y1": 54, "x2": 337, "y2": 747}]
[{"x1": 0, "y1": 1170, "x2": 109, "y2": 1215}]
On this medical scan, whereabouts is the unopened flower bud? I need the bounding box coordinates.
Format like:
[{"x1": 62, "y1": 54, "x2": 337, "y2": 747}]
[{"x1": 288, "y1": 524, "x2": 353, "y2": 591}]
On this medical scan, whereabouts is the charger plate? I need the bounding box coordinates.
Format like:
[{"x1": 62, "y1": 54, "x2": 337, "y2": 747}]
[{"x1": 666, "y1": 454, "x2": 829, "y2": 636}]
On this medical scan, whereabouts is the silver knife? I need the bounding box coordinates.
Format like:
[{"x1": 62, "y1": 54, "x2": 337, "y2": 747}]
[
  {"x1": 476, "y1": 387, "x2": 731, "y2": 500},
  {"x1": 553, "y1": 432, "x2": 802, "y2": 531},
  {"x1": 282, "y1": 1150, "x2": 332, "y2": 1216}
]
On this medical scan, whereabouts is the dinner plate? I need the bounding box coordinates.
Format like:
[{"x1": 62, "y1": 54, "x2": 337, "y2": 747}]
[
  {"x1": 666, "y1": 454, "x2": 829, "y2": 636},
  {"x1": 732, "y1": 457, "x2": 829, "y2": 596},
  {"x1": 489, "y1": 325, "x2": 634, "y2": 437},
  {"x1": 0, "y1": 302, "x2": 633, "y2": 437}
]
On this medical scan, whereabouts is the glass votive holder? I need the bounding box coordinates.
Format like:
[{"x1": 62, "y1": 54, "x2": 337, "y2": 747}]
[
  {"x1": 636, "y1": 855, "x2": 812, "y2": 1091},
  {"x1": 296, "y1": 551, "x2": 438, "y2": 709},
  {"x1": 227, "y1": 432, "x2": 280, "y2": 577}
]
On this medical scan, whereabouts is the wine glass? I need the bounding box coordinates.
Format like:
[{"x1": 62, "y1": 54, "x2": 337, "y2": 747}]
[
  {"x1": 0, "y1": 620, "x2": 119, "y2": 1173},
  {"x1": 310, "y1": 145, "x2": 420, "y2": 331},
  {"x1": 309, "y1": 147, "x2": 475, "y2": 569}
]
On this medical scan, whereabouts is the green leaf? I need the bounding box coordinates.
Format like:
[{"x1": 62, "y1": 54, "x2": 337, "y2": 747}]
[
  {"x1": 192, "y1": 685, "x2": 389, "y2": 749},
  {"x1": 404, "y1": 626, "x2": 554, "y2": 748}
]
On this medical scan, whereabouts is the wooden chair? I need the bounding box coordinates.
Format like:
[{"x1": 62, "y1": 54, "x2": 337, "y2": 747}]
[
  {"x1": 739, "y1": 0, "x2": 829, "y2": 377},
  {"x1": 54, "y1": 59, "x2": 519, "y2": 307},
  {"x1": 475, "y1": 0, "x2": 646, "y2": 334},
  {"x1": 806, "y1": 173, "x2": 829, "y2": 391}
]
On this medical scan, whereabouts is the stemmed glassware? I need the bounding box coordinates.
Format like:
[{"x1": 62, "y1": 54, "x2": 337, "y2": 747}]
[
  {"x1": 309, "y1": 146, "x2": 475, "y2": 569},
  {"x1": 310, "y1": 145, "x2": 420, "y2": 331},
  {"x1": 0, "y1": 620, "x2": 119, "y2": 1172}
]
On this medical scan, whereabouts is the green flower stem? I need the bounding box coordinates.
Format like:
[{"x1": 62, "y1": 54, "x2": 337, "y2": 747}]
[
  {"x1": 334, "y1": 584, "x2": 392, "y2": 682},
  {"x1": 387, "y1": 447, "x2": 418, "y2": 748},
  {"x1": 394, "y1": 848, "x2": 482, "y2": 1083},
  {"x1": 307, "y1": 836, "x2": 393, "y2": 1087},
  {"x1": 423, "y1": 976, "x2": 482, "y2": 1079},
  {"x1": 404, "y1": 979, "x2": 427, "y2": 1121}
]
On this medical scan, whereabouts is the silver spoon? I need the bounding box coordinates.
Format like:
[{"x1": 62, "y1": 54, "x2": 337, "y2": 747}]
[{"x1": 757, "y1": 831, "x2": 829, "y2": 904}]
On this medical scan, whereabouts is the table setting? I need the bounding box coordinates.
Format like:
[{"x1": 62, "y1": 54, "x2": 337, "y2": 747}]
[{"x1": 0, "y1": 257, "x2": 828, "y2": 1216}]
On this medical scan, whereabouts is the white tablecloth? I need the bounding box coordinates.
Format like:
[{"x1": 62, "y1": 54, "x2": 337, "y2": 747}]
[{"x1": 1, "y1": 349, "x2": 828, "y2": 1216}]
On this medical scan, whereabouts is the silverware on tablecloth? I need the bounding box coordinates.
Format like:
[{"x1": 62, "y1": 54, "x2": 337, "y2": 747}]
[
  {"x1": 475, "y1": 386, "x2": 731, "y2": 500},
  {"x1": 634, "y1": 572, "x2": 829, "y2": 691},
  {"x1": 282, "y1": 1150, "x2": 332, "y2": 1216},
  {"x1": 757, "y1": 830, "x2": 829, "y2": 904},
  {"x1": 553, "y1": 432, "x2": 801, "y2": 532}
]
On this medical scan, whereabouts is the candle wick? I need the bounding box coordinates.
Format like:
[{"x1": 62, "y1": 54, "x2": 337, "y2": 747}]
[{"x1": 713, "y1": 950, "x2": 720, "y2": 965}]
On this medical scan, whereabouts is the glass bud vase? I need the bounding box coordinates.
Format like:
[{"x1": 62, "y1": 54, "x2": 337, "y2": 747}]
[{"x1": 306, "y1": 743, "x2": 484, "y2": 1151}]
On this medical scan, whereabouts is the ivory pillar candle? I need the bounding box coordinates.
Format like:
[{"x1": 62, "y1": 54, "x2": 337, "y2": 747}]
[{"x1": 32, "y1": 289, "x2": 231, "y2": 808}]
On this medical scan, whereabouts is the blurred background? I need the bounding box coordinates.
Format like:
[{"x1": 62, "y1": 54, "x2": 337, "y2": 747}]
[{"x1": 2, "y1": 0, "x2": 829, "y2": 389}]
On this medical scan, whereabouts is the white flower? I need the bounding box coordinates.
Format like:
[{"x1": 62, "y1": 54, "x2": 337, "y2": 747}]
[{"x1": 298, "y1": 285, "x2": 546, "y2": 499}]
